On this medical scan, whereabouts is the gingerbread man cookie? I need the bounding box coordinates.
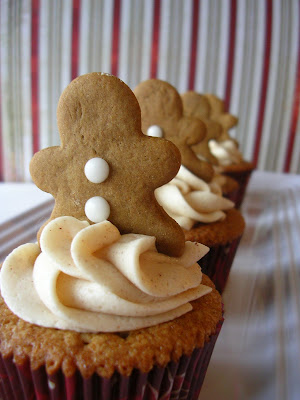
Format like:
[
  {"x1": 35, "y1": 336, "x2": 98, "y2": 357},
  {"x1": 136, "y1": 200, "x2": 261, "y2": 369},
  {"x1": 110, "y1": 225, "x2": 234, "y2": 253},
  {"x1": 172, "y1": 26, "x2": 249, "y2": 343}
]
[
  {"x1": 134, "y1": 79, "x2": 214, "y2": 183},
  {"x1": 30, "y1": 73, "x2": 185, "y2": 257},
  {"x1": 204, "y1": 94, "x2": 239, "y2": 144},
  {"x1": 181, "y1": 91, "x2": 222, "y2": 165}
]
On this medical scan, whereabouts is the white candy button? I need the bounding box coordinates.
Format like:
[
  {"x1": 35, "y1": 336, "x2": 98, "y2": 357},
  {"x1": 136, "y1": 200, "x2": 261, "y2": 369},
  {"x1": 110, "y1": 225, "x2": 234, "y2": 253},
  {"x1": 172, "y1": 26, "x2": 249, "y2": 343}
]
[
  {"x1": 84, "y1": 158, "x2": 109, "y2": 184},
  {"x1": 147, "y1": 125, "x2": 163, "y2": 138},
  {"x1": 85, "y1": 196, "x2": 110, "y2": 223}
]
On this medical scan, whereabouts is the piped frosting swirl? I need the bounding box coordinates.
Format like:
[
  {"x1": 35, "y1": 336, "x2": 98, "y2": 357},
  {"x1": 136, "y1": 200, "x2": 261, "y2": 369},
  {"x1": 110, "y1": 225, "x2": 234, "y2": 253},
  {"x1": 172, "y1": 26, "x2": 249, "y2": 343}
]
[
  {"x1": 0, "y1": 217, "x2": 211, "y2": 332},
  {"x1": 155, "y1": 166, "x2": 234, "y2": 230}
]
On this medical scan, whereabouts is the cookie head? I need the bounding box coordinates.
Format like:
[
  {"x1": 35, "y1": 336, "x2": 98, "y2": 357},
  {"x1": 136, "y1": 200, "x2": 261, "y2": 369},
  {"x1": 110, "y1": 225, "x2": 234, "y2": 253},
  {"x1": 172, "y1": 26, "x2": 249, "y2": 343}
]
[
  {"x1": 181, "y1": 91, "x2": 222, "y2": 165},
  {"x1": 134, "y1": 80, "x2": 214, "y2": 182},
  {"x1": 204, "y1": 94, "x2": 238, "y2": 142},
  {"x1": 30, "y1": 73, "x2": 185, "y2": 257}
]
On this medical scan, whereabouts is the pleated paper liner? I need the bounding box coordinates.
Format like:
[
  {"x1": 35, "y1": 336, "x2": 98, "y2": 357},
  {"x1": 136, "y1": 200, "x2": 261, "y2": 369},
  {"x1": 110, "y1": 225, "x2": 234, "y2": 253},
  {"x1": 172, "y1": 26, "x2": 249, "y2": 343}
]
[
  {"x1": 222, "y1": 186, "x2": 240, "y2": 208},
  {"x1": 0, "y1": 318, "x2": 223, "y2": 400},
  {"x1": 199, "y1": 237, "x2": 242, "y2": 293},
  {"x1": 223, "y1": 166, "x2": 254, "y2": 209}
]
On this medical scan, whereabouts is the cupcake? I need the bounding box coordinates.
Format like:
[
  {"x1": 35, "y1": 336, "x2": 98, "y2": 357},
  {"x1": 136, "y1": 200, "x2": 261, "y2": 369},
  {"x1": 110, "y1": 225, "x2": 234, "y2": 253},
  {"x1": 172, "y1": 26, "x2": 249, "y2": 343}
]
[
  {"x1": 181, "y1": 90, "x2": 240, "y2": 205},
  {"x1": 134, "y1": 79, "x2": 245, "y2": 293},
  {"x1": 203, "y1": 94, "x2": 255, "y2": 208},
  {"x1": 0, "y1": 73, "x2": 223, "y2": 400}
]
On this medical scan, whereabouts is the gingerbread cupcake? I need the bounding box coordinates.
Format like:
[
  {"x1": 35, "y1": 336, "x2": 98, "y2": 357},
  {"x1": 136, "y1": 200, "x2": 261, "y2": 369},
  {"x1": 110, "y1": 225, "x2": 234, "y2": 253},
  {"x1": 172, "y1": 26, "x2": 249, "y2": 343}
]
[
  {"x1": 203, "y1": 93, "x2": 254, "y2": 208},
  {"x1": 181, "y1": 91, "x2": 241, "y2": 206},
  {"x1": 134, "y1": 79, "x2": 245, "y2": 293},
  {"x1": 0, "y1": 73, "x2": 223, "y2": 400}
]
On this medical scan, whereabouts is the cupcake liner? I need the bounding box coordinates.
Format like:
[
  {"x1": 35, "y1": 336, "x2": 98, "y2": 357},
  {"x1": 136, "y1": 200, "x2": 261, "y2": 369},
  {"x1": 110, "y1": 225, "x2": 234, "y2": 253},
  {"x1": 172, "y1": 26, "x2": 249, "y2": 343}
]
[
  {"x1": 0, "y1": 319, "x2": 223, "y2": 400},
  {"x1": 223, "y1": 169, "x2": 253, "y2": 208},
  {"x1": 199, "y1": 236, "x2": 242, "y2": 293},
  {"x1": 222, "y1": 186, "x2": 240, "y2": 208}
]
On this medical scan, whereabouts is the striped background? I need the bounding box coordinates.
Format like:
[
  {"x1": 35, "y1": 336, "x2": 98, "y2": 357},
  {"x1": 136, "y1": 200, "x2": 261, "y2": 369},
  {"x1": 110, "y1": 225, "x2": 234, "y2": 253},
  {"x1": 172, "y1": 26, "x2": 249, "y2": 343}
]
[{"x1": 0, "y1": 0, "x2": 299, "y2": 182}]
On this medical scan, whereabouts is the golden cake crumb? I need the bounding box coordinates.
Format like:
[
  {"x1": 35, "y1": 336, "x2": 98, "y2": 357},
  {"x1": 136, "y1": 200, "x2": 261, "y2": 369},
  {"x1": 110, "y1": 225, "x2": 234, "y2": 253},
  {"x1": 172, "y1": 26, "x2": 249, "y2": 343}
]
[
  {"x1": 184, "y1": 208, "x2": 245, "y2": 247},
  {"x1": 221, "y1": 160, "x2": 255, "y2": 174},
  {"x1": 0, "y1": 275, "x2": 222, "y2": 379}
]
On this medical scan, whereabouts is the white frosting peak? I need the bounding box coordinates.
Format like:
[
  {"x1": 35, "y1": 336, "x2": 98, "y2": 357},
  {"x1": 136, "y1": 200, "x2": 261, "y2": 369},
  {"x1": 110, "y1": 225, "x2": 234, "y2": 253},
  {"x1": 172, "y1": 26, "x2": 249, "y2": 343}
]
[
  {"x1": 155, "y1": 166, "x2": 234, "y2": 230},
  {"x1": 209, "y1": 139, "x2": 243, "y2": 166}
]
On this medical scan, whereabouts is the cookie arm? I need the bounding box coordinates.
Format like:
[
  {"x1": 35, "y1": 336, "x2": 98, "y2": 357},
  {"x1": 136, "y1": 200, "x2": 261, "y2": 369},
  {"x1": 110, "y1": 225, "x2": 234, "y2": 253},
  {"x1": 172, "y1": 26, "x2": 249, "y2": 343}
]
[
  {"x1": 192, "y1": 141, "x2": 219, "y2": 166},
  {"x1": 181, "y1": 147, "x2": 214, "y2": 182},
  {"x1": 29, "y1": 147, "x2": 61, "y2": 195}
]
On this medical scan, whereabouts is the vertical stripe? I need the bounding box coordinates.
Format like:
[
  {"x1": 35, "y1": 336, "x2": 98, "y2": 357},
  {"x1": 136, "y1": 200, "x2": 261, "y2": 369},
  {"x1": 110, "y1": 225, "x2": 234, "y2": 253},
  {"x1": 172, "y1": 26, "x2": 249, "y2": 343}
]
[
  {"x1": 156, "y1": 0, "x2": 193, "y2": 89},
  {"x1": 111, "y1": 0, "x2": 121, "y2": 76},
  {"x1": 130, "y1": 0, "x2": 143, "y2": 87},
  {"x1": 20, "y1": 0, "x2": 33, "y2": 181},
  {"x1": 39, "y1": 0, "x2": 51, "y2": 150},
  {"x1": 252, "y1": 0, "x2": 272, "y2": 166},
  {"x1": 0, "y1": 2, "x2": 2, "y2": 181},
  {"x1": 242, "y1": 0, "x2": 265, "y2": 162},
  {"x1": 50, "y1": 1, "x2": 60, "y2": 146},
  {"x1": 194, "y1": 0, "x2": 209, "y2": 91},
  {"x1": 60, "y1": 0, "x2": 73, "y2": 90},
  {"x1": 177, "y1": 0, "x2": 193, "y2": 93},
  {"x1": 157, "y1": 0, "x2": 171, "y2": 82},
  {"x1": 188, "y1": 0, "x2": 200, "y2": 91},
  {"x1": 150, "y1": 0, "x2": 161, "y2": 79},
  {"x1": 229, "y1": 0, "x2": 247, "y2": 143},
  {"x1": 2, "y1": 1, "x2": 16, "y2": 181},
  {"x1": 78, "y1": 0, "x2": 90, "y2": 76},
  {"x1": 284, "y1": 7, "x2": 300, "y2": 172},
  {"x1": 206, "y1": 0, "x2": 220, "y2": 93},
  {"x1": 140, "y1": 1, "x2": 154, "y2": 82},
  {"x1": 262, "y1": 1, "x2": 288, "y2": 172},
  {"x1": 71, "y1": 0, "x2": 80, "y2": 80},
  {"x1": 224, "y1": 0, "x2": 237, "y2": 111},
  {"x1": 100, "y1": 1, "x2": 115, "y2": 74},
  {"x1": 12, "y1": 2, "x2": 22, "y2": 179},
  {"x1": 269, "y1": 1, "x2": 294, "y2": 171},
  {"x1": 118, "y1": 0, "x2": 132, "y2": 84},
  {"x1": 215, "y1": 0, "x2": 230, "y2": 98},
  {"x1": 91, "y1": 1, "x2": 102, "y2": 72},
  {"x1": 31, "y1": 0, "x2": 40, "y2": 154}
]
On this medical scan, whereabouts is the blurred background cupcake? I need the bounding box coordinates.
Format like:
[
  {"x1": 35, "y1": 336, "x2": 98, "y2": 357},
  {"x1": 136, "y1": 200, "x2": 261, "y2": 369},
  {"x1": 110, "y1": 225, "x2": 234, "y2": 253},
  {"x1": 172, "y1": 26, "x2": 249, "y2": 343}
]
[
  {"x1": 181, "y1": 91, "x2": 241, "y2": 206},
  {"x1": 135, "y1": 78, "x2": 245, "y2": 293},
  {"x1": 204, "y1": 94, "x2": 255, "y2": 208}
]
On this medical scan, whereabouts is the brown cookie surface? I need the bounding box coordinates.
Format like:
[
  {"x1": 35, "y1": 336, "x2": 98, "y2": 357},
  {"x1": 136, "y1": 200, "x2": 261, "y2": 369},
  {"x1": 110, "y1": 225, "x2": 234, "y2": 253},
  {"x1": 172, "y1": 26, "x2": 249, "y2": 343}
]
[
  {"x1": 30, "y1": 73, "x2": 185, "y2": 257},
  {"x1": 204, "y1": 94, "x2": 239, "y2": 144},
  {"x1": 134, "y1": 80, "x2": 214, "y2": 182},
  {"x1": 181, "y1": 91, "x2": 222, "y2": 165}
]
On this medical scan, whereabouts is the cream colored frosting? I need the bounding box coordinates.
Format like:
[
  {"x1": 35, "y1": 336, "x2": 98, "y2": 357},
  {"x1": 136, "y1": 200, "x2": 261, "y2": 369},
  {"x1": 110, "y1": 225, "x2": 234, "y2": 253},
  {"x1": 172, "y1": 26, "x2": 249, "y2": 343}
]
[
  {"x1": 155, "y1": 166, "x2": 234, "y2": 230},
  {"x1": 209, "y1": 139, "x2": 243, "y2": 166},
  {"x1": 0, "y1": 217, "x2": 211, "y2": 333}
]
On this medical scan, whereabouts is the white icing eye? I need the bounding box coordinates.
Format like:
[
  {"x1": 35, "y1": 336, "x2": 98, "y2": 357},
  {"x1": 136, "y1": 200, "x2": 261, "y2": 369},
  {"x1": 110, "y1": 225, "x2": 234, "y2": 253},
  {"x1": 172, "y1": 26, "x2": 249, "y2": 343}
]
[
  {"x1": 85, "y1": 196, "x2": 110, "y2": 223},
  {"x1": 147, "y1": 125, "x2": 163, "y2": 138},
  {"x1": 84, "y1": 158, "x2": 109, "y2": 184}
]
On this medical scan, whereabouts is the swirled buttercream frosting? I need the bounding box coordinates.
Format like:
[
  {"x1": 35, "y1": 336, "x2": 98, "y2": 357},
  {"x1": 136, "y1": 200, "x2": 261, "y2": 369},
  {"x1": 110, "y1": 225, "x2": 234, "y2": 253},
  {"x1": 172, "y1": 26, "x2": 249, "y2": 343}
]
[
  {"x1": 209, "y1": 139, "x2": 243, "y2": 166},
  {"x1": 0, "y1": 217, "x2": 211, "y2": 333},
  {"x1": 155, "y1": 166, "x2": 234, "y2": 230}
]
